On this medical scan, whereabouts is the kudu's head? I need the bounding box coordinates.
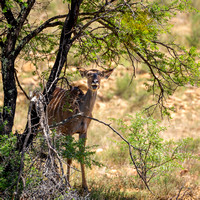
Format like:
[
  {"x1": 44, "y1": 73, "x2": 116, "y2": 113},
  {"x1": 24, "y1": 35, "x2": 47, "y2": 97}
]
[{"x1": 77, "y1": 67, "x2": 114, "y2": 91}]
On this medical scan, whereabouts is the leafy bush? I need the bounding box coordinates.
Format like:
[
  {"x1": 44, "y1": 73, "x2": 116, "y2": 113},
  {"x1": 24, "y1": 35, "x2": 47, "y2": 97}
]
[
  {"x1": 0, "y1": 133, "x2": 21, "y2": 199},
  {"x1": 55, "y1": 135, "x2": 102, "y2": 168},
  {"x1": 113, "y1": 113, "x2": 196, "y2": 188}
]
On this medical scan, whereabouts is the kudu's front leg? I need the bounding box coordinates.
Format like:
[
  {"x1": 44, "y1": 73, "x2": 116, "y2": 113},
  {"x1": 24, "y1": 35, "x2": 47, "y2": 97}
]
[
  {"x1": 79, "y1": 133, "x2": 88, "y2": 190},
  {"x1": 67, "y1": 158, "x2": 72, "y2": 184}
]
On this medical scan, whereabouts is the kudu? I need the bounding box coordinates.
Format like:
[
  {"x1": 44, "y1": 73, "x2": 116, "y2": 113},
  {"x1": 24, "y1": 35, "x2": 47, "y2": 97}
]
[{"x1": 47, "y1": 67, "x2": 114, "y2": 190}]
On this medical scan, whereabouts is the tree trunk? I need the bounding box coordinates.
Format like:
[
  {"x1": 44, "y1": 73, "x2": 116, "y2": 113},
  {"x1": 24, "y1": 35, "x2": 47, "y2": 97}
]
[
  {"x1": 1, "y1": 55, "x2": 17, "y2": 135},
  {"x1": 18, "y1": 0, "x2": 83, "y2": 150}
]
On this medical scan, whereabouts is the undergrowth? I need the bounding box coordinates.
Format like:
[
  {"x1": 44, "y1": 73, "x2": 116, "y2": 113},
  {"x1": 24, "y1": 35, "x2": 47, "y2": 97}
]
[{"x1": 88, "y1": 114, "x2": 200, "y2": 200}]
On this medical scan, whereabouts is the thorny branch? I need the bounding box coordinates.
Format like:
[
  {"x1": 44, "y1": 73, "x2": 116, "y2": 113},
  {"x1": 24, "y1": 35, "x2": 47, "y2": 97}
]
[
  {"x1": 17, "y1": 92, "x2": 70, "y2": 198},
  {"x1": 34, "y1": 93, "x2": 69, "y2": 186}
]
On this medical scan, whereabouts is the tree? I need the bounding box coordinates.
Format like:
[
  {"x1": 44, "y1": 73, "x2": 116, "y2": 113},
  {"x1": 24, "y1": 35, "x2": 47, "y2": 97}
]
[{"x1": 0, "y1": 0, "x2": 72, "y2": 135}]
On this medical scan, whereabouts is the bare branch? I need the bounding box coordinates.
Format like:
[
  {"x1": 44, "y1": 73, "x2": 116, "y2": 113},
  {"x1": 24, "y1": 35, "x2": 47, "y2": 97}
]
[{"x1": 14, "y1": 69, "x2": 30, "y2": 100}]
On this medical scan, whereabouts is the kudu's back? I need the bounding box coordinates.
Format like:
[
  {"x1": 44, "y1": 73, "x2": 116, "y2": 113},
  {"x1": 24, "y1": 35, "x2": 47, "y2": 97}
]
[{"x1": 47, "y1": 87, "x2": 84, "y2": 135}]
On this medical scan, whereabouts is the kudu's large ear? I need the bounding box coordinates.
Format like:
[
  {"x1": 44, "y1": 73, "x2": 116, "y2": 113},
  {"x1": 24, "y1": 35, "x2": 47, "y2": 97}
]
[
  {"x1": 77, "y1": 67, "x2": 88, "y2": 77},
  {"x1": 102, "y1": 68, "x2": 114, "y2": 79}
]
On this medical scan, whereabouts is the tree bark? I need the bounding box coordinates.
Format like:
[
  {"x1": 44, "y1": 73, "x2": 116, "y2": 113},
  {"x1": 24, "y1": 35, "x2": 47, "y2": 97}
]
[
  {"x1": 1, "y1": 57, "x2": 17, "y2": 135},
  {"x1": 0, "y1": 0, "x2": 36, "y2": 135},
  {"x1": 1, "y1": 25, "x2": 18, "y2": 135}
]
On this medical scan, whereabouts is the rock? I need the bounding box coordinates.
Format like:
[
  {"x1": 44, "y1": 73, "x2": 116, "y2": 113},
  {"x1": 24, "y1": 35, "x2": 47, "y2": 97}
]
[{"x1": 96, "y1": 148, "x2": 103, "y2": 153}]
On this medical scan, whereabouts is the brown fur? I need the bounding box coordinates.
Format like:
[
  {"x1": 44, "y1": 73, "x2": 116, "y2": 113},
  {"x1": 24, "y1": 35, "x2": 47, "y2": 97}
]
[{"x1": 47, "y1": 68, "x2": 114, "y2": 190}]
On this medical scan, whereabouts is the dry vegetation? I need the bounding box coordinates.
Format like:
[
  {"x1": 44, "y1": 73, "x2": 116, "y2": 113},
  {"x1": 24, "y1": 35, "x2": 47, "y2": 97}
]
[{"x1": 0, "y1": 1, "x2": 200, "y2": 199}]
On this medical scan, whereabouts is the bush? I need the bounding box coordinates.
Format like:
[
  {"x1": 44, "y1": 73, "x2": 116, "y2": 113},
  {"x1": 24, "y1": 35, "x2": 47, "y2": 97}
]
[
  {"x1": 113, "y1": 113, "x2": 196, "y2": 189},
  {"x1": 20, "y1": 131, "x2": 102, "y2": 199},
  {"x1": 55, "y1": 134, "x2": 102, "y2": 168},
  {"x1": 0, "y1": 133, "x2": 21, "y2": 199}
]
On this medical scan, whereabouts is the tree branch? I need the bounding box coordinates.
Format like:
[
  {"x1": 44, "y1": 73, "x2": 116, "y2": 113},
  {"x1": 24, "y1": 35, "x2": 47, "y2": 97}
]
[
  {"x1": 16, "y1": 0, "x2": 35, "y2": 32},
  {"x1": 14, "y1": 15, "x2": 67, "y2": 58},
  {"x1": 0, "y1": 0, "x2": 17, "y2": 26},
  {"x1": 19, "y1": 0, "x2": 84, "y2": 151},
  {"x1": 14, "y1": 70, "x2": 30, "y2": 100},
  {"x1": 45, "y1": 0, "x2": 83, "y2": 97}
]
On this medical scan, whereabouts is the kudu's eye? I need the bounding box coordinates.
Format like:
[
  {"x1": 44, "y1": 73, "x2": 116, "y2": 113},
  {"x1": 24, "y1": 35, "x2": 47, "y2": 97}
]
[
  {"x1": 86, "y1": 72, "x2": 92, "y2": 77},
  {"x1": 98, "y1": 72, "x2": 103, "y2": 76}
]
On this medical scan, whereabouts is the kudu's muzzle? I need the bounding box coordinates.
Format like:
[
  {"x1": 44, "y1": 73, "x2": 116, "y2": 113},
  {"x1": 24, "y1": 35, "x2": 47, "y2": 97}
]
[{"x1": 91, "y1": 74, "x2": 99, "y2": 90}]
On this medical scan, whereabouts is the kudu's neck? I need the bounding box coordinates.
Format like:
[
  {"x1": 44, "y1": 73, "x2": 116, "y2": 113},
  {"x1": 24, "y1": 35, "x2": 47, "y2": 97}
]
[{"x1": 80, "y1": 89, "x2": 97, "y2": 115}]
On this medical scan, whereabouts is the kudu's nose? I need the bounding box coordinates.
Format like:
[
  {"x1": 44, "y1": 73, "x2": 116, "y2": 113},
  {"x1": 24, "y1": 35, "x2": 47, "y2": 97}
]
[
  {"x1": 92, "y1": 79, "x2": 98, "y2": 84},
  {"x1": 92, "y1": 74, "x2": 99, "y2": 85}
]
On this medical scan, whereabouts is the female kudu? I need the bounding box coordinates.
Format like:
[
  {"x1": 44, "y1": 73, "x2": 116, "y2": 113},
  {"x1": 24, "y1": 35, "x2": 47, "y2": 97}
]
[{"x1": 47, "y1": 67, "x2": 114, "y2": 190}]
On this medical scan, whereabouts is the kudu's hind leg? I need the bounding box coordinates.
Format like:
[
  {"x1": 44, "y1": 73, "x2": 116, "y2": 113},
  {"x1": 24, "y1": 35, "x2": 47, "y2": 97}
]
[{"x1": 79, "y1": 133, "x2": 88, "y2": 190}]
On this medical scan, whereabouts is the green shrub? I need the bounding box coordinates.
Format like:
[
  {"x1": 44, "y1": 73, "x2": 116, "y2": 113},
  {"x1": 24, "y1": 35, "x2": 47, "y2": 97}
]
[
  {"x1": 55, "y1": 135, "x2": 102, "y2": 168},
  {"x1": 0, "y1": 133, "x2": 21, "y2": 199},
  {"x1": 113, "y1": 113, "x2": 196, "y2": 188},
  {"x1": 113, "y1": 73, "x2": 151, "y2": 109}
]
